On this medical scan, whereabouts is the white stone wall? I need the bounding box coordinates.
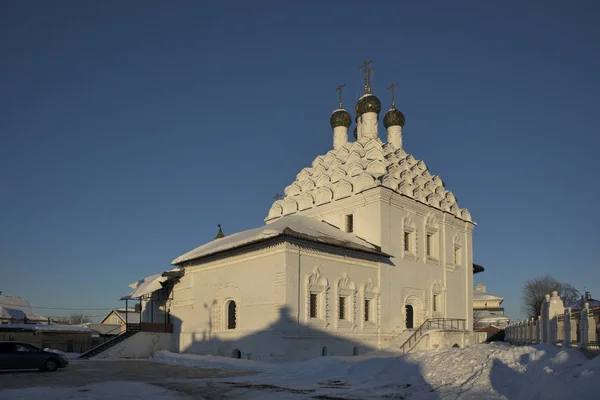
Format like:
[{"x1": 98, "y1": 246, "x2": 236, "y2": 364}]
[
  {"x1": 286, "y1": 186, "x2": 474, "y2": 331},
  {"x1": 168, "y1": 242, "x2": 384, "y2": 361}
]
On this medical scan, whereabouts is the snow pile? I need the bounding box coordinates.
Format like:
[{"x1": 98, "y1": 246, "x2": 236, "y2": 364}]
[
  {"x1": 151, "y1": 343, "x2": 600, "y2": 399},
  {"x1": 0, "y1": 381, "x2": 186, "y2": 400}
]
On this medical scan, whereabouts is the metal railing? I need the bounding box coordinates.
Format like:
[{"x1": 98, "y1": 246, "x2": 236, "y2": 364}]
[{"x1": 398, "y1": 318, "x2": 467, "y2": 354}]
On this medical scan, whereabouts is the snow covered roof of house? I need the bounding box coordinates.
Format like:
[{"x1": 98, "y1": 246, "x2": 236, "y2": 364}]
[
  {"x1": 474, "y1": 310, "x2": 509, "y2": 320},
  {"x1": 171, "y1": 215, "x2": 387, "y2": 265},
  {"x1": 566, "y1": 296, "x2": 600, "y2": 311},
  {"x1": 0, "y1": 295, "x2": 46, "y2": 322},
  {"x1": 100, "y1": 308, "x2": 140, "y2": 324},
  {"x1": 0, "y1": 323, "x2": 91, "y2": 332},
  {"x1": 473, "y1": 291, "x2": 503, "y2": 301},
  {"x1": 265, "y1": 137, "x2": 474, "y2": 223}
]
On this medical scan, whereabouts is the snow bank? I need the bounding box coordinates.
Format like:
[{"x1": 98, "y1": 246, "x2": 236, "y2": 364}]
[
  {"x1": 0, "y1": 381, "x2": 186, "y2": 400},
  {"x1": 151, "y1": 343, "x2": 600, "y2": 399}
]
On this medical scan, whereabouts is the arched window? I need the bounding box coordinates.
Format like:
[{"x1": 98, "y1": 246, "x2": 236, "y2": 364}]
[
  {"x1": 226, "y1": 300, "x2": 237, "y2": 330},
  {"x1": 353, "y1": 346, "x2": 359, "y2": 356},
  {"x1": 405, "y1": 305, "x2": 414, "y2": 329},
  {"x1": 322, "y1": 346, "x2": 328, "y2": 356},
  {"x1": 231, "y1": 348, "x2": 241, "y2": 359}
]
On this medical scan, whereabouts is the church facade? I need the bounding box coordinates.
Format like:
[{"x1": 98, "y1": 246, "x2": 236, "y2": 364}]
[{"x1": 126, "y1": 63, "x2": 480, "y2": 361}]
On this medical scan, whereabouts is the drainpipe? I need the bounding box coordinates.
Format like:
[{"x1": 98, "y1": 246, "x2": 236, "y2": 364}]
[{"x1": 297, "y1": 248, "x2": 301, "y2": 323}]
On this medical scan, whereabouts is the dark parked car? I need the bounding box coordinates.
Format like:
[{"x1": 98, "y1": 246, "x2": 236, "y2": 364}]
[{"x1": 0, "y1": 341, "x2": 69, "y2": 371}]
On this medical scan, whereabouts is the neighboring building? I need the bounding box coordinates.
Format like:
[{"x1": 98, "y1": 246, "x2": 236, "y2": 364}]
[
  {"x1": 0, "y1": 293, "x2": 47, "y2": 324},
  {"x1": 473, "y1": 284, "x2": 510, "y2": 331},
  {"x1": 126, "y1": 64, "x2": 485, "y2": 360},
  {"x1": 566, "y1": 291, "x2": 600, "y2": 311},
  {"x1": 0, "y1": 323, "x2": 93, "y2": 353},
  {"x1": 96, "y1": 308, "x2": 140, "y2": 335},
  {"x1": 100, "y1": 308, "x2": 140, "y2": 325}
]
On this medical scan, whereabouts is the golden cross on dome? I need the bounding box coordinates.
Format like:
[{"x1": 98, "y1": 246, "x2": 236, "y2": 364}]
[
  {"x1": 358, "y1": 60, "x2": 373, "y2": 93},
  {"x1": 386, "y1": 82, "x2": 399, "y2": 108},
  {"x1": 335, "y1": 83, "x2": 345, "y2": 108},
  {"x1": 273, "y1": 193, "x2": 283, "y2": 200}
]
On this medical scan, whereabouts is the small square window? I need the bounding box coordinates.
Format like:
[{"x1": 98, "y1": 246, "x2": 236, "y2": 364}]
[
  {"x1": 345, "y1": 214, "x2": 354, "y2": 233},
  {"x1": 404, "y1": 232, "x2": 410, "y2": 252},
  {"x1": 310, "y1": 293, "x2": 318, "y2": 318},
  {"x1": 338, "y1": 297, "x2": 347, "y2": 320},
  {"x1": 364, "y1": 299, "x2": 370, "y2": 322}
]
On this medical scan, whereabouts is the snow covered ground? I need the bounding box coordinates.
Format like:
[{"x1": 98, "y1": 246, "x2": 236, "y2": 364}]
[
  {"x1": 150, "y1": 342, "x2": 600, "y2": 399},
  {"x1": 1, "y1": 342, "x2": 598, "y2": 399}
]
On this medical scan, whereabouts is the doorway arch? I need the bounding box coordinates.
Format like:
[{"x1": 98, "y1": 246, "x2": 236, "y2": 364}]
[{"x1": 404, "y1": 295, "x2": 423, "y2": 329}]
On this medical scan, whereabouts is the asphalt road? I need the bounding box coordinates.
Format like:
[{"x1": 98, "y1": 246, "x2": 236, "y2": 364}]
[{"x1": 0, "y1": 359, "x2": 254, "y2": 398}]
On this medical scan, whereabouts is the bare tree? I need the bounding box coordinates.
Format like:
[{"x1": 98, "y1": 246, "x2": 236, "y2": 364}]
[
  {"x1": 69, "y1": 314, "x2": 91, "y2": 325},
  {"x1": 521, "y1": 275, "x2": 580, "y2": 318}
]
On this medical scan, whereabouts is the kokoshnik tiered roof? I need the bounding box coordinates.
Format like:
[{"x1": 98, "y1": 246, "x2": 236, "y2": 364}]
[
  {"x1": 266, "y1": 61, "x2": 472, "y2": 223},
  {"x1": 266, "y1": 139, "x2": 472, "y2": 221}
]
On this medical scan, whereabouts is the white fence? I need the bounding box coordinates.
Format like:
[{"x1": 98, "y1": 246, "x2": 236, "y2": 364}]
[{"x1": 505, "y1": 291, "x2": 599, "y2": 348}]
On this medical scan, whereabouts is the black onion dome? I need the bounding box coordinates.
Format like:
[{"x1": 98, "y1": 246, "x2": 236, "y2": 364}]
[
  {"x1": 355, "y1": 94, "x2": 382, "y2": 116},
  {"x1": 330, "y1": 109, "x2": 352, "y2": 129},
  {"x1": 383, "y1": 108, "x2": 406, "y2": 128}
]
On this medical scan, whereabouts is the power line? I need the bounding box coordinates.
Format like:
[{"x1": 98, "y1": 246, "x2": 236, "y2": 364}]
[{"x1": 0, "y1": 302, "x2": 116, "y2": 311}]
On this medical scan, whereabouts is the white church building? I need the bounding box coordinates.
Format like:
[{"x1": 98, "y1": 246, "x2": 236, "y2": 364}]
[{"x1": 124, "y1": 63, "x2": 484, "y2": 361}]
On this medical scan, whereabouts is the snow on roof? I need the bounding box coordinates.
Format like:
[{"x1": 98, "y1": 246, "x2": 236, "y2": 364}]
[
  {"x1": 114, "y1": 310, "x2": 140, "y2": 324},
  {"x1": 473, "y1": 291, "x2": 503, "y2": 301},
  {"x1": 100, "y1": 308, "x2": 140, "y2": 324},
  {"x1": 0, "y1": 323, "x2": 91, "y2": 332},
  {"x1": 0, "y1": 295, "x2": 46, "y2": 322},
  {"x1": 121, "y1": 269, "x2": 181, "y2": 300},
  {"x1": 172, "y1": 215, "x2": 385, "y2": 265}
]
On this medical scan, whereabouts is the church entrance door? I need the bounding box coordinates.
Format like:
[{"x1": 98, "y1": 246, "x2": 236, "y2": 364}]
[{"x1": 405, "y1": 305, "x2": 414, "y2": 329}]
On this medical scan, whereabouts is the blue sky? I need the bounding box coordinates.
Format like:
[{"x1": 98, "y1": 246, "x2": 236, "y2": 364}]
[{"x1": 1, "y1": 1, "x2": 598, "y2": 322}]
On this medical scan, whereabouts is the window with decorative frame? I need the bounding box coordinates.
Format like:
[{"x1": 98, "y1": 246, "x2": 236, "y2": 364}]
[
  {"x1": 402, "y1": 217, "x2": 417, "y2": 260},
  {"x1": 364, "y1": 299, "x2": 371, "y2": 322},
  {"x1": 336, "y1": 273, "x2": 356, "y2": 328},
  {"x1": 225, "y1": 300, "x2": 237, "y2": 330},
  {"x1": 453, "y1": 236, "x2": 462, "y2": 266},
  {"x1": 431, "y1": 281, "x2": 445, "y2": 316},
  {"x1": 362, "y1": 279, "x2": 379, "y2": 329},
  {"x1": 306, "y1": 268, "x2": 328, "y2": 326},
  {"x1": 338, "y1": 296, "x2": 347, "y2": 320},
  {"x1": 425, "y1": 216, "x2": 440, "y2": 262},
  {"x1": 309, "y1": 293, "x2": 319, "y2": 318}
]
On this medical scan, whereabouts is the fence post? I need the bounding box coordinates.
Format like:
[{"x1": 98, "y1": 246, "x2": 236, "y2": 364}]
[
  {"x1": 541, "y1": 294, "x2": 550, "y2": 343},
  {"x1": 529, "y1": 318, "x2": 534, "y2": 343},
  {"x1": 564, "y1": 308, "x2": 571, "y2": 346},
  {"x1": 580, "y1": 303, "x2": 590, "y2": 348},
  {"x1": 587, "y1": 307, "x2": 596, "y2": 345}
]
